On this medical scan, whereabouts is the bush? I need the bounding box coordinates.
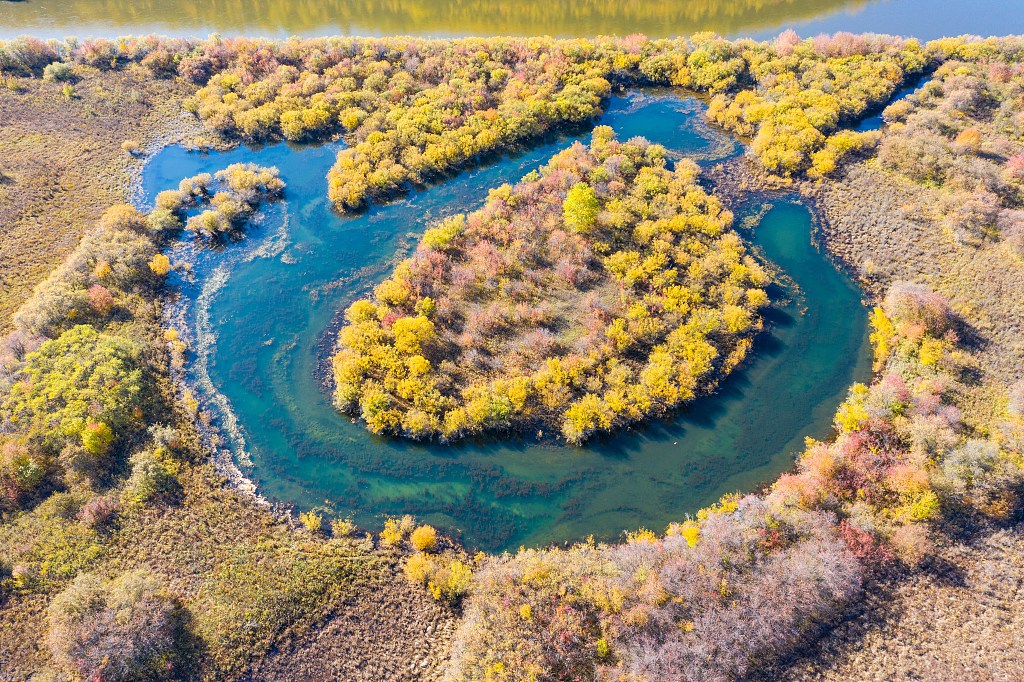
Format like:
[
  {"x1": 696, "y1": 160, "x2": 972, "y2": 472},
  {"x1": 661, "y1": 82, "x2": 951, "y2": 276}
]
[
  {"x1": 429, "y1": 559, "x2": 472, "y2": 604},
  {"x1": 148, "y1": 253, "x2": 172, "y2": 275},
  {"x1": 0, "y1": 437, "x2": 49, "y2": 510},
  {"x1": 404, "y1": 552, "x2": 435, "y2": 585},
  {"x1": 379, "y1": 514, "x2": 415, "y2": 547},
  {"x1": 42, "y1": 61, "x2": 74, "y2": 82},
  {"x1": 47, "y1": 570, "x2": 177, "y2": 681},
  {"x1": 0, "y1": 36, "x2": 57, "y2": 76},
  {"x1": 299, "y1": 510, "x2": 323, "y2": 533},
  {"x1": 76, "y1": 495, "x2": 120, "y2": 529},
  {"x1": 122, "y1": 450, "x2": 179, "y2": 506},
  {"x1": 410, "y1": 524, "x2": 439, "y2": 552},
  {"x1": 883, "y1": 281, "x2": 955, "y2": 336},
  {"x1": 99, "y1": 204, "x2": 149, "y2": 233},
  {"x1": 2, "y1": 325, "x2": 147, "y2": 462}
]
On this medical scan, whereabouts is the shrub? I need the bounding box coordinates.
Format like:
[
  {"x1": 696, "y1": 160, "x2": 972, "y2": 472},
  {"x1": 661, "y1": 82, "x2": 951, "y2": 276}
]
[
  {"x1": 81, "y1": 421, "x2": 115, "y2": 456},
  {"x1": 0, "y1": 438, "x2": 49, "y2": 509},
  {"x1": 148, "y1": 253, "x2": 172, "y2": 275},
  {"x1": 99, "y1": 204, "x2": 149, "y2": 233},
  {"x1": 330, "y1": 517, "x2": 357, "y2": 537},
  {"x1": 380, "y1": 514, "x2": 415, "y2": 547},
  {"x1": 428, "y1": 558, "x2": 472, "y2": 604},
  {"x1": 76, "y1": 495, "x2": 120, "y2": 529},
  {"x1": 86, "y1": 284, "x2": 115, "y2": 315},
  {"x1": 404, "y1": 552, "x2": 435, "y2": 585},
  {"x1": 563, "y1": 182, "x2": 600, "y2": 234},
  {"x1": 299, "y1": 510, "x2": 323, "y2": 533},
  {"x1": 410, "y1": 524, "x2": 439, "y2": 553},
  {"x1": 42, "y1": 61, "x2": 74, "y2": 82},
  {"x1": 47, "y1": 570, "x2": 177, "y2": 681},
  {"x1": 122, "y1": 450, "x2": 179, "y2": 506},
  {"x1": 883, "y1": 281, "x2": 954, "y2": 335},
  {"x1": 2, "y1": 325, "x2": 147, "y2": 460},
  {"x1": 0, "y1": 36, "x2": 57, "y2": 76}
]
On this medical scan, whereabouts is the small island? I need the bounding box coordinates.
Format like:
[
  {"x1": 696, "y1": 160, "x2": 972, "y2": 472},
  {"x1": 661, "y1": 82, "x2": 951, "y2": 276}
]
[{"x1": 331, "y1": 128, "x2": 768, "y2": 442}]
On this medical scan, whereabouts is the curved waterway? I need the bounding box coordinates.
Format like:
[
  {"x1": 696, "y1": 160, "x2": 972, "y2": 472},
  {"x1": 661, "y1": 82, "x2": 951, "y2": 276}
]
[{"x1": 143, "y1": 91, "x2": 871, "y2": 552}]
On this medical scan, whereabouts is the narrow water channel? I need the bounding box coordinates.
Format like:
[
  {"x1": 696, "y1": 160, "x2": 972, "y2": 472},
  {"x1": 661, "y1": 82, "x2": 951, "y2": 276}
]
[{"x1": 143, "y1": 91, "x2": 871, "y2": 551}]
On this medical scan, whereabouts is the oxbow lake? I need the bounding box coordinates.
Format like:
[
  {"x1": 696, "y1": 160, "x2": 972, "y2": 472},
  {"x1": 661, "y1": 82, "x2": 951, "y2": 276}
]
[
  {"x1": 2, "y1": 0, "x2": 1023, "y2": 41},
  {"x1": 142, "y1": 91, "x2": 871, "y2": 552}
]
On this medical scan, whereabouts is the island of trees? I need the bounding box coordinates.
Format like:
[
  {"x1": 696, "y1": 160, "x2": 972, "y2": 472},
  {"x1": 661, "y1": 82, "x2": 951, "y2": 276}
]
[{"x1": 331, "y1": 129, "x2": 768, "y2": 443}]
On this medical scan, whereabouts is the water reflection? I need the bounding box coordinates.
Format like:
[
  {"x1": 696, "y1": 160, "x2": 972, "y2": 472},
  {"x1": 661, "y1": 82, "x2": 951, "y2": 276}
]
[{"x1": 1, "y1": 0, "x2": 866, "y2": 39}]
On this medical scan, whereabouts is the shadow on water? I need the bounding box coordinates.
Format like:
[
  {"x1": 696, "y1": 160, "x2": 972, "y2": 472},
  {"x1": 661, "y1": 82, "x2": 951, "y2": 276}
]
[{"x1": 145, "y1": 90, "x2": 871, "y2": 552}]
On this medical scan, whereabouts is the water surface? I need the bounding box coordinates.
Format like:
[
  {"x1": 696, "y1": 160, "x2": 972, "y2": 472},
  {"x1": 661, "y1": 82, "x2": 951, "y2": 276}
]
[
  {"x1": 3, "y1": 0, "x2": 1021, "y2": 41},
  {"x1": 144, "y1": 92, "x2": 870, "y2": 551}
]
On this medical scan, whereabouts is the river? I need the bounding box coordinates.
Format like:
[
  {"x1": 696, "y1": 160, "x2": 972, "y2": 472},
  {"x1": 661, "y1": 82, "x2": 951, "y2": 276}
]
[
  {"x1": 2, "y1": 0, "x2": 1022, "y2": 41},
  {"x1": 142, "y1": 91, "x2": 870, "y2": 551}
]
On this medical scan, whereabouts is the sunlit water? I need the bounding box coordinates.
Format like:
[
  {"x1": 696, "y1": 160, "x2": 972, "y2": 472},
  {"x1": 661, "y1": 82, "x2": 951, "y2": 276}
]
[
  {"x1": 2, "y1": 0, "x2": 1022, "y2": 41},
  {"x1": 141, "y1": 92, "x2": 871, "y2": 551}
]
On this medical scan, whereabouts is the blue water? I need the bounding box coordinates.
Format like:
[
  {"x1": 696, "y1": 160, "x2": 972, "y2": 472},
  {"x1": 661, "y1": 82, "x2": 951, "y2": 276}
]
[
  {"x1": 856, "y1": 75, "x2": 931, "y2": 132},
  {"x1": 142, "y1": 91, "x2": 871, "y2": 551}
]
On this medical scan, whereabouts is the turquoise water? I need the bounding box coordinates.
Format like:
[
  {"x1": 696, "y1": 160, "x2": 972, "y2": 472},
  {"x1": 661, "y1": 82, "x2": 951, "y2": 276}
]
[{"x1": 143, "y1": 91, "x2": 871, "y2": 551}]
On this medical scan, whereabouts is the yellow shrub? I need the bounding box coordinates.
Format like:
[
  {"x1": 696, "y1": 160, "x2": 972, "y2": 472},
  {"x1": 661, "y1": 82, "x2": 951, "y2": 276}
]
[
  {"x1": 380, "y1": 518, "x2": 404, "y2": 547},
  {"x1": 919, "y1": 337, "x2": 944, "y2": 366},
  {"x1": 428, "y1": 559, "x2": 472, "y2": 603},
  {"x1": 404, "y1": 552, "x2": 436, "y2": 585},
  {"x1": 410, "y1": 524, "x2": 438, "y2": 553},
  {"x1": 299, "y1": 511, "x2": 323, "y2": 533},
  {"x1": 148, "y1": 253, "x2": 171, "y2": 276}
]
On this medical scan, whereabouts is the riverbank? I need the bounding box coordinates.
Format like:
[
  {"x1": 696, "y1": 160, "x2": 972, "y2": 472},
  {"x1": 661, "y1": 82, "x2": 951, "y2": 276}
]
[
  {"x1": 0, "y1": 65, "x2": 195, "y2": 333},
  {"x1": 0, "y1": 64, "x2": 459, "y2": 682}
]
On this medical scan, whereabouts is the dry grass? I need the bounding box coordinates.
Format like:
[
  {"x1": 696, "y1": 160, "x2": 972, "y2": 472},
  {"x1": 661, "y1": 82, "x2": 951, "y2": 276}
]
[
  {"x1": 808, "y1": 162, "x2": 1024, "y2": 393},
  {"x1": 766, "y1": 520, "x2": 1024, "y2": 682},
  {"x1": 0, "y1": 65, "x2": 194, "y2": 332},
  {"x1": 0, "y1": 455, "x2": 457, "y2": 681}
]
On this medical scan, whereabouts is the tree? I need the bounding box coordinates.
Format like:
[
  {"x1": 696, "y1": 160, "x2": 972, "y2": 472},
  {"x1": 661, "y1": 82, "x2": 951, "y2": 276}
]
[{"x1": 563, "y1": 182, "x2": 600, "y2": 234}]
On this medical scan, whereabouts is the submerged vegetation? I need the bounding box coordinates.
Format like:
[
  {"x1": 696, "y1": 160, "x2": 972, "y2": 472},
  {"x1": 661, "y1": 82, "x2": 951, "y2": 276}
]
[{"x1": 331, "y1": 129, "x2": 767, "y2": 442}]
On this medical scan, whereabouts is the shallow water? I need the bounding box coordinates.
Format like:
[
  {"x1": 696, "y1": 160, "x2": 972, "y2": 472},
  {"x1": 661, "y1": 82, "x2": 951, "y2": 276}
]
[
  {"x1": 855, "y1": 75, "x2": 931, "y2": 132},
  {"x1": 143, "y1": 91, "x2": 871, "y2": 551},
  {"x1": 2, "y1": 0, "x2": 1022, "y2": 41}
]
